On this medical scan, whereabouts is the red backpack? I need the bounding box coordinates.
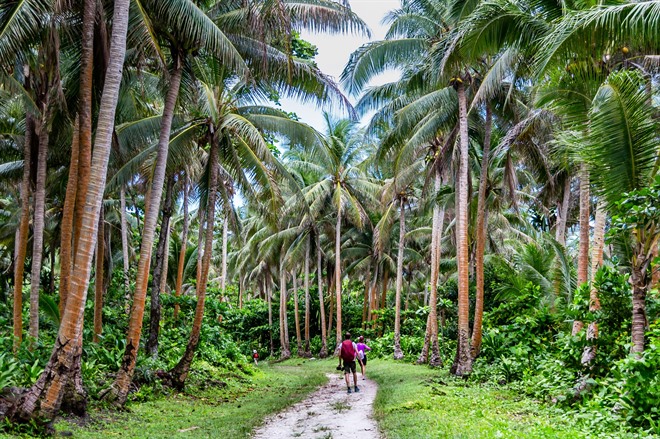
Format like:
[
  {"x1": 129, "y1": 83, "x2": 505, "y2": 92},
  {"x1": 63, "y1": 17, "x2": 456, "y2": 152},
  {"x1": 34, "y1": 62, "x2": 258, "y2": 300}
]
[{"x1": 340, "y1": 340, "x2": 355, "y2": 362}]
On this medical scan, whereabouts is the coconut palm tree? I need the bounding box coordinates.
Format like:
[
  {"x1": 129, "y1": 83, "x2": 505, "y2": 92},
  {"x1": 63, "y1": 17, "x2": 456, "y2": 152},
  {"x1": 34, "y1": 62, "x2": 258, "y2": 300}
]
[{"x1": 5, "y1": 0, "x2": 131, "y2": 422}]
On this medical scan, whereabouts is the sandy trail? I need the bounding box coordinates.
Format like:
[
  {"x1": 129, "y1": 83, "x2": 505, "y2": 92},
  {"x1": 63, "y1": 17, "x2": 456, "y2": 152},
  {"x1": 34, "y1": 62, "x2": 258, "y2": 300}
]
[{"x1": 252, "y1": 372, "x2": 380, "y2": 439}]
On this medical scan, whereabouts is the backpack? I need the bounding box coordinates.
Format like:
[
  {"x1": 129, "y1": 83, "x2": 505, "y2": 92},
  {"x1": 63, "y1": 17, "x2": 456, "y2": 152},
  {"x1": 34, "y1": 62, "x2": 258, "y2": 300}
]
[
  {"x1": 357, "y1": 349, "x2": 365, "y2": 360},
  {"x1": 340, "y1": 340, "x2": 356, "y2": 362}
]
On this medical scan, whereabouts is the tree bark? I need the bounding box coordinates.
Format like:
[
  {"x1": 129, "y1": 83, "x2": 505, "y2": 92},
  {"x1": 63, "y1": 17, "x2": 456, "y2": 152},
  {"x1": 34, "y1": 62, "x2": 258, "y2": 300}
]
[
  {"x1": 28, "y1": 115, "x2": 50, "y2": 345},
  {"x1": 174, "y1": 179, "x2": 189, "y2": 320},
  {"x1": 13, "y1": 114, "x2": 34, "y2": 353},
  {"x1": 72, "y1": 0, "x2": 97, "y2": 262},
  {"x1": 452, "y1": 80, "x2": 472, "y2": 376},
  {"x1": 8, "y1": 0, "x2": 130, "y2": 420},
  {"x1": 279, "y1": 254, "x2": 290, "y2": 359},
  {"x1": 293, "y1": 268, "x2": 302, "y2": 356},
  {"x1": 393, "y1": 200, "x2": 406, "y2": 360},
  {"x1": 334, "y1": 205, "x2": 343, "y2": 347},
  {"x1": 220, "y1": 209, "x2": 229, "y2": 300},
  {"x1": 555, "y1": 177, "x2": 571, "y2": 246},
  {"x1": 631, "y1": 276, "x2": 647, "y2": 355},
  {"x1": 582, "y1": 203, "x2": 606, "y2": 365},
  {"x1": 59, "y1": 117, "x2": 80, "y2": 316},
  {"x1": 119, "y1": 185, "x2": 131, "y2": 312},
  {"x1": 159, "y1": 222, "x2": 171, "y2": 294},
  {"x1": 420, "y1": 168, "x2": 444, "y2": 366},
  {"x1": 304, "y1": 236, "x2": 311, "y2": 356},
  {"x1": 471, "y1": 103, "x2": 492, "y2": 359},
  {"x1": 267, "y1": 278, "x2": 274, "y2": 357},
  {"x1": 146, "y1": 175, "x2": 175, "y2": 357},
  {"x1": 168, "y1": 135, "x2": 219, "y2": 389},
  {"x1": 316, "y1": 234, "x2": 328, "y2": 357},
  {"x1": 572, "y1": 166, "x2": 590, "y2": 335},
  {"x1": 112, "y1": 57, "x2": 184, "y2": 404},
  {"x1": 362, "y1": 263, "x2": 371, "y2": 328},
  {"x1": 93, "y1": 209, "x2": 105, "y2": 343}
]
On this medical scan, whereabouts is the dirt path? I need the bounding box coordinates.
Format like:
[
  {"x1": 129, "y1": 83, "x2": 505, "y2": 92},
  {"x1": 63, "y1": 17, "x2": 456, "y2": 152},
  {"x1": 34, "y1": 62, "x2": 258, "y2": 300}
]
[{"x1": 252, "y1": 372, "x2": 380, "y2": 439}]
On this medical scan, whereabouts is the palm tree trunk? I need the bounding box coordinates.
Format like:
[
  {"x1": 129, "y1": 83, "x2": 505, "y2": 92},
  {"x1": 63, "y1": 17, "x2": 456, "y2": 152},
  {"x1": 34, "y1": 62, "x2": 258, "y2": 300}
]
[
  {"x1": 316, "y1": 234, "x2": 328, "y2": 357},
  {"x1": 160, "y1": 222, "x2": 171, "y2": 294},
  {"x1": 119, "y1": 185, "x2": 131, "y2": 312},
  {"x1": 631, "y1": 267, "x2": 648, "y2": 355},
  {"x1": 335, "y1": 205, "x2": 343, "y2": 347},
  {"x1": 555, "y1": 177, "x2": 571, "y2": 246},
  {"x1": 267, "y1": 278, "x2": 274, "y2": 357},
  {"x1": 72, "y1": 0, "x2": 96, "y2": 261},
  {"x1": 8, "y1": 0, "x2": 130, "y2": 420},
  {"x1": 582, "y1": 203, "x2": 606, "y2": 365},
  {"x1": 112, "y1": 57, "x2": 184, "y2": 404},
  {"x1": 279, "y1": 254, "x2": 291, "y2": 359},
  {"x1": 195, "y1": 207, "x2": 206, "y2": 295},
  {"x1": 293, "y1": 268, "x2": 302, "y2": 356},
  {"x1": 362, "y1": 263, "x2": 371, "y2": 328},
  {"x1": 419, "y1": 168, "x2": 444, "y2": 366},
  {"x1": 368, "y1": 263, "x2": 379, "y2": 323},
  {"x1": 168, "y1": 134, "x2": 219, "y2": 389},
  {"x1": 393, "y1": 200, "x2": 406, "y2": 360},
  {"x1": 452, "y1": 80, "x2": 472, "y2": 376},
  {"x1": 146, "y1": 175, "x2": 175, "y2": 357},
  {"x1": 93, "y1": 209, "x2": 105, "y2": 343},
  {"x1": 13, "y1": 114, "x2": 34, "y2": 353},
  {"x1": 28, "y1": 116, "x2": 50, "y2": 345},
  {"x1": 471, "y1": 103, "x2": 492, "y2": 359},
  {"x1": 304, "y1": 236, "x2": 311, "y2": 356},
  {"x1": 572, "y1": 166, "x2": 590, "y2": 335},
  {"x1": 174, "y1": 179, "x2": 189, "y2": 320},
  {"x1": 220, "y1": 209, "x2": 229, "y2": 300},
  {"x1": 59, "y1": 116, "x2": 80, "y2": 316}
]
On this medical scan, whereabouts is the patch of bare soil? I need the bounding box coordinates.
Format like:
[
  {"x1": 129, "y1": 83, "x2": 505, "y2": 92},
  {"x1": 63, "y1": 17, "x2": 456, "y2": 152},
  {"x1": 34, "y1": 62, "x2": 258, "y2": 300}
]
[{"x1": 252, "y1": 373, "x2": 380, "y2": 439}]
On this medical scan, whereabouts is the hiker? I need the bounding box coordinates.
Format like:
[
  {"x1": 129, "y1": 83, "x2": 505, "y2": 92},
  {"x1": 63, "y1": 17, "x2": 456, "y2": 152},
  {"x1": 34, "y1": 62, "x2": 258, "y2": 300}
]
[
  {"x1": 339, "y1": 332, "x2": 360, "y2": 394},
  {"x1": 356, "y1": 336, "x2": 371, "y2": 380},
  {"x1": 253, "y1": 350, "x2": 259, "y2": 366}
]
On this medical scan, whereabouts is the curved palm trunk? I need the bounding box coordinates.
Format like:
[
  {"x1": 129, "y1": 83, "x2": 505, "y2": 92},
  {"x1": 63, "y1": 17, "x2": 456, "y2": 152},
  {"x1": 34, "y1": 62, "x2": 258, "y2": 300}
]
[
  {"x1": 28, "y1": 117, "x2": 49, "y2": 345},
  {"x1": 279, "y1": 255, "x2": 291, "y2": 359},
  {"x1": 582, "y1": 203, "x2": 606, "y2": 365},
  {"x1": 471, "y1": 104, "x2": 492, "y2": 359},
  {"x1": 452, "y1": 80, "x2": 472, "y2": 376},
  {"x1": 59, "y1": 117, "x2": 80, "y2": 316},
  {"x1": 572, "y1": 166, "x2": 590, "y2": 335},
  {"x1": 7, "y1": 0, "x2": 130, "y2": 420},
  {"x1": 304, "y1": 237, "x2": 311, "y2": 356},
  {"x1": 335, "y1": 206, "x2": 343, "y2": 348},
  {"x1": 71, "y1": 0, "x2": 96, "y2": 263},
  {"x1": 220, "y1": 210, "x2": 228, "y2": 300},
  {"x1": 93, "y1": 210, "x2": 105, "y2": 343},
  {"x1": 419, "y1": 169, "x2": 443, "y2": 366},
  {"x1": 119, "y1": 185, "x2": 131, "y2": 311},
  {"x1": 169, "y1": 139, "x2": 219, "y2": 389},
  {"x1": 146, "y1": 175, "x2": 175, "y2": 357},
  {"x1": 393, "y1": 200, "x2": 406, "y2": 360},
  {"x1": 174, "y1": 179, "x2": 189, "y2": 320},
  {"x1": 293, "y1": 269, "x2": 302, "y2": 356},
  {"x1": 195, "y1": 207, "x2": 206, "y2": 295},
  {"x1": 316, "y1": 234, "x2": 328, "y2": 357},
  {"x1": 13, "y1": 114, "x2": 34, "y2": 352},
  {"x1": 112, "y1": 60, "x2": 184, "y2": 404}
]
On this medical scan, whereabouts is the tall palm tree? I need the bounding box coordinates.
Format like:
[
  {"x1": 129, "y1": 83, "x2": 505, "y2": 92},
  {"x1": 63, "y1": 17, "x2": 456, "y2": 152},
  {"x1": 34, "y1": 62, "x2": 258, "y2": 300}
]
[
  {"x1": 7, "y1": 0, "x2": 131, "y2": 421},
  {"x1": 289, "y1": 115, "x2": 378, "y2": 348}
]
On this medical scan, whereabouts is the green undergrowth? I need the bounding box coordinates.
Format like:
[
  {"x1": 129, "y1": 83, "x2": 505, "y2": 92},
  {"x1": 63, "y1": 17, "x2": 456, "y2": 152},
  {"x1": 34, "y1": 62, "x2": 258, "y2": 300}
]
[
  {"x1": 368, "y1": 360, "x2": 589, "y2": 439},
  {"x1": 46, "y1": 359, "x2": 328, "y2": 439}
]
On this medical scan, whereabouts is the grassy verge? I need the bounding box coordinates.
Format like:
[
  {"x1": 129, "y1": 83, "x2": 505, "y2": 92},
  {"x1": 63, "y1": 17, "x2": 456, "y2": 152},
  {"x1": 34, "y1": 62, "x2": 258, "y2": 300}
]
[
  {"x1": 367, "y1": 360, "x2": 585, "y2": 439},
  {"x1": 46, "y1": 359, "x2": 329, "y2": 439}
]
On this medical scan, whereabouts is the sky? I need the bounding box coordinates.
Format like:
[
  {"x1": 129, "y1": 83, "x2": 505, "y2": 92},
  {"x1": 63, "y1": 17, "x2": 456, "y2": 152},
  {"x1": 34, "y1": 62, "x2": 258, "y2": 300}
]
[{"x1": 279, "y1": 0, "x2": 402, "y2": 131}]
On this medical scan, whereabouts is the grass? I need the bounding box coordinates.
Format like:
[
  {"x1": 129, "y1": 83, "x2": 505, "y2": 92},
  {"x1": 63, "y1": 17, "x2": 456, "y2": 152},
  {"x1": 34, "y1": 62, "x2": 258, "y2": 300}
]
[
  {"x1": 367, "y1": 360, "x2": 586, "y2": 439},
  {"x1": 48, "y1": 359, "x2": 329, "y2": 439}
]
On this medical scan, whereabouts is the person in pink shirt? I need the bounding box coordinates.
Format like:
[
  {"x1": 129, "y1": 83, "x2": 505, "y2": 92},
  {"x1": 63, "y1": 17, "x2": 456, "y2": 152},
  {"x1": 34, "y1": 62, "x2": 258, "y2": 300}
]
[{"x1": 356, "y1": 336, "x2": 371, "y2": 380}]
